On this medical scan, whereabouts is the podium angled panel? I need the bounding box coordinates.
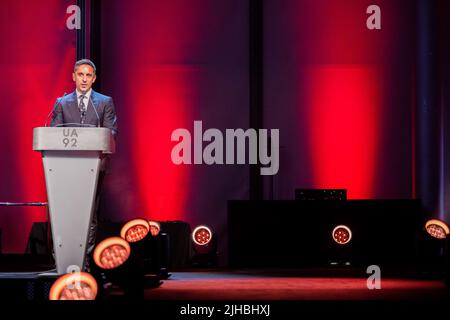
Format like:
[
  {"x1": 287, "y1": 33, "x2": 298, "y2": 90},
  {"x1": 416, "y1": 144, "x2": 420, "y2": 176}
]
[{"x1": 43, "y1": 151, "x2": 100, "y2": 274}]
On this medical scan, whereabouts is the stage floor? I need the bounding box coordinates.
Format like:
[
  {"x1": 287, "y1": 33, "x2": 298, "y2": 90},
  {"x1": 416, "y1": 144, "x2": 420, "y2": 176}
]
[
  {"x1": 1, "y1": 255, "x2": 449, "y2": 303},
  {"x1": 142, "y1": 269, "x2": 450, "y2": 301}
]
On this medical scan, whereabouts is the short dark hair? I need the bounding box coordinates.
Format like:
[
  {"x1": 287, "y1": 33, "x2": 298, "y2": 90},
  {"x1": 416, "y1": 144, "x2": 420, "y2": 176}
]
[{"x1": 74, "y1": 59, "x2": 96, "y2": 74}]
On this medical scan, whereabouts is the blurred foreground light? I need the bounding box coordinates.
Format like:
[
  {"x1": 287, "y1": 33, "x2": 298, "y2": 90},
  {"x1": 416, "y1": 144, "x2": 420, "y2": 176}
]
[
  {"x1": 425, "y1": 219, "x2": 450, "y2": 239},
  {"x1": 120, "y1": 218, "x2": 150, "y2": 242},
  {"x1": 332, "y1": 225, "x2": 352, "y2": 245},
  {"x1": 192, "y1": 225, "x2": 212, "y2": 246},
  {"x1": 93, "y1": 237, "x2": 131, "y2": 269},
  {"x1": 49, "y1": 272, "x2": 98, "y2": 300}
]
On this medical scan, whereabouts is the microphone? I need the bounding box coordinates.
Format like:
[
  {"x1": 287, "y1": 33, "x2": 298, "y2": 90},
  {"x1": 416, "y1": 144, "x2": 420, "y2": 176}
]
[
  {"x1": 45, "y1": 92, "x2": 67, "y2": 127},
  {"x1": 87, "y1": 95, "x2": 101, "y2": 127}
]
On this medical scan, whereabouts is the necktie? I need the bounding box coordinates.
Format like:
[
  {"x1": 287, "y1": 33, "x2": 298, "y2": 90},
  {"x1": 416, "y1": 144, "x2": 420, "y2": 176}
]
[{"x1": 79, "y1": 95, "x2": 86, "y2": 124}]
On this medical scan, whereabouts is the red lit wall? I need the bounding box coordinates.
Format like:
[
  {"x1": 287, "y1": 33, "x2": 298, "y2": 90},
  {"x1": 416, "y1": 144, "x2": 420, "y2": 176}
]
[
  {"x1": 99, "y1": 0, "x2": 250, "y2": 243},
  {"x1": 306, "y1": 65, "x2": 381, "y2": 198},
  {"x1": 264, "y1": 0, "x2": 415, "y2": 199},
  {"x1": 0, "y1": 0, "x2": 75, "y2": 252}
]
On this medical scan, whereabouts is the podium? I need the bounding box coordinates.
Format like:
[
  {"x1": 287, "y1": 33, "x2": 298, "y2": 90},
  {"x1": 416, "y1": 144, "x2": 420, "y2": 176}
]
[{"x1": 33, "y1": 127, "x2": 115, "y2": 274}]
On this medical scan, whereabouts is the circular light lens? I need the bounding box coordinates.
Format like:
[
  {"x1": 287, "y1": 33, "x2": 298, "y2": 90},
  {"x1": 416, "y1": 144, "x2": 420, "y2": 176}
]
[
  {"x1": 49, "y1": 272, "x2": 98, "y2": 300},
  {"x1": 192, "y1": 225, "x2": 212, "y2": 246},
  {"x1": 425, "y1": 219, "x2": 449, "y2": 239},
  {"x1": 93, "y1": 237, "x2": 131, "y2": 269},
  {"x1": 332, "y1": 225, "x2": 352, "y2": 245},
  {"x1": 120, "y1": 218, "x2": 150, "y2": 242}
]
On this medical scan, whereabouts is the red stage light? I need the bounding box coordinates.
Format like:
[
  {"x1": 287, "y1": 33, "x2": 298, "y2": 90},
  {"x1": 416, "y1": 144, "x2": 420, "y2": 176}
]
[
  {"x1": 49, "y1": 272, "x2": 98, "y2": 300},
  {"x1": 192, "y1": 225, "x2": 212, "y2": 246},
  {"x1": 120, "y1": 218, "x2": 150, "y2": 242},
  {"x1": 332, "y1": 225, "x2": 352, "y2": 245},
  {"x1": 93, "y1": 237, "x2": 131, "y2": 269},
  {"x1": 425, "y1": 219, "x2": 449, "y2": 239}
]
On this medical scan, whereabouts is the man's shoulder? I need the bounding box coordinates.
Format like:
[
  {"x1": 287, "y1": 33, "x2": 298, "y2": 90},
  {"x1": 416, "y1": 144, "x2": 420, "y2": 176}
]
[
  {"x1": 92, "y1": 90, "x2": 113, "y2": 101},
  {"x1": 59, "y1": 91, "x2": 77, "y2": 102}
]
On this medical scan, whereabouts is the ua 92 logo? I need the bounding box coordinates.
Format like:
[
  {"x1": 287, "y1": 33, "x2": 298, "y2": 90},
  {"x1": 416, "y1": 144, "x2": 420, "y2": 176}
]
[
  {"x1": 62, "y1": 129, "x2": 79, "y2": 148},
  {"x1": 62, "y1": 137, "x2": 77, "y2": 148}
]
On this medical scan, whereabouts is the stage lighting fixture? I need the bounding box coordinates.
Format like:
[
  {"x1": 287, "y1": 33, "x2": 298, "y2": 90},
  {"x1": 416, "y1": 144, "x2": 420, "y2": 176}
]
[
  {"x1": 121, "y1": 219, "x2": 159, "y2": 268},
  {"x1": 118, "y1": 219, "x2": 167, "y2": 283},
  {"x1": 419, "y1": 219, "x2": 450, "y2": 277},
  {"x1": 328, "y1": 225, "x2": 353, "y2": 267},
  {"x1": 191, "y1": 225, "x2": 217, "y2": 267},
  {"x1": 148, "y1": 220, "x2": 161, "y2": 236},
  {"x1": 192, "y1": 225, "x2": 212, "y2": 246},
  {"x1": 49, "y1": 272, "x2": 98, "y2": 300},
  {"x1": 425, "y1": 219, "x2": 449, "y2": 239},
  {"x1": 332, "y1": 225, "x2": 352, "y2": 245},
  {"x1": 91, "y1": 236, "x2": 154, "y2": 298},
  {"x1": 120, "y1": 218, "x2": 151, "y2": 243},
  {"x1": 93, "y1": 237, "x2": 131, "y2": 270},
  {"x1": 138, "y1": 220, "x2": 170, "y2": 280}
]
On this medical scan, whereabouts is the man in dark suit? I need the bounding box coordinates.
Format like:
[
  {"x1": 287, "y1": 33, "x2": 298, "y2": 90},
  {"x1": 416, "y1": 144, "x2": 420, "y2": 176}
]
[
  {"x1": 50, "y1": 59, "x2": 117, "y2": 270},
  {"x1": 51, "y1": 59, "x2": 117, "y2": 135}
]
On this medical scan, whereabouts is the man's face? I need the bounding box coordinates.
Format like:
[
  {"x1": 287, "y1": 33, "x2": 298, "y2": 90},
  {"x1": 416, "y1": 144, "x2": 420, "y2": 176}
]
[{"x1": 73, "y1": 64, "x2": 96, "y2": 94}]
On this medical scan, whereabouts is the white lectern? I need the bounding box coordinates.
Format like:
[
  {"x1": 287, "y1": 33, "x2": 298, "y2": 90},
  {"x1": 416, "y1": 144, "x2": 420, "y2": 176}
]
[{"x1": 33, "y1": 127, "x2": 115, "y2": 274}]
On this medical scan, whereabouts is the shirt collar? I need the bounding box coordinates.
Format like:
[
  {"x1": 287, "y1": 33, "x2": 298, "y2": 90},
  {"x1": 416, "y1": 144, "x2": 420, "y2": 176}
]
[{"x1": 76, "y1": 89, "x2": 92, "y2": 102}]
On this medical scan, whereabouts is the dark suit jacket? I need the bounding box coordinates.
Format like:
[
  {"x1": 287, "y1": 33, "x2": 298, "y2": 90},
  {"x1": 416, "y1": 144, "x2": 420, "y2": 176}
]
[{"x1": 50, "y1": 90, "x2": 118, "y2": 136}]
